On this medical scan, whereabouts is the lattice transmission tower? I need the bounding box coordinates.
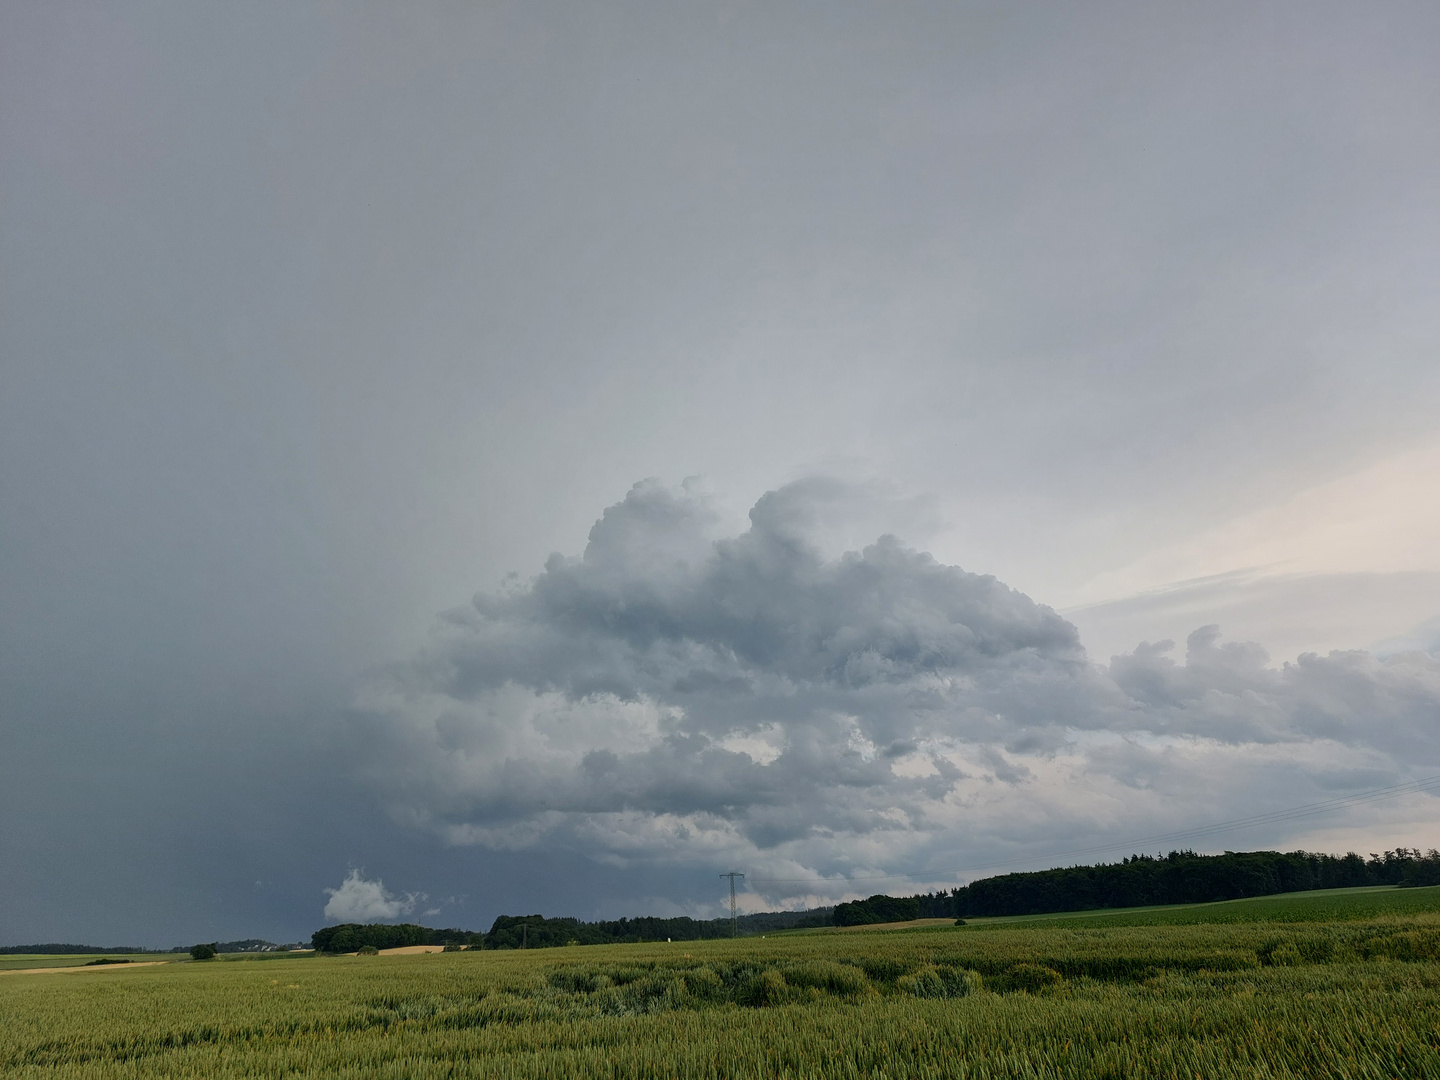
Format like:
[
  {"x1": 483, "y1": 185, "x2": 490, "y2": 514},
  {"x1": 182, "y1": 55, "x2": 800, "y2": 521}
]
[{"x1": 719, "y1": 872, "x2": 745, "y2": 937}]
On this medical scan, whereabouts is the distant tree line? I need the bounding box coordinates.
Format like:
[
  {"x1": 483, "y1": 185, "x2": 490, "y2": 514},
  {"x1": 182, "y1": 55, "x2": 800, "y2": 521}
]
[
  {"x1": 834, "y1": 848, "x2": 1440, "y2": 924},
  {"x1": 311, "y1": 923, "x2": 434, "y2": 952},
  {"x1": 0, "y1": 944, "x2": 144, "y2": 955},
  {"x1": 482, "y1": 908, "x2": 831, "y2": 948},
  {"x1": 166, "y1": 939, "x2": 296, "y2": 954},
  {"x1": 306, "y1": 849, "x2": 1440, "y2": 949},
  {"x1": 484, "y1": 914, "x2": 745, "y2": 949},
  {"x1": 310, "y1": 909, "x2": 832, "y2": 953}
]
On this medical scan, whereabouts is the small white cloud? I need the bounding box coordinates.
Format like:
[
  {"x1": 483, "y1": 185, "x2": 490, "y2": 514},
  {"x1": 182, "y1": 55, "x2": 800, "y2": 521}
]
[{"x1": 322, "y1": 869, "x2": 423, "y2": 922}]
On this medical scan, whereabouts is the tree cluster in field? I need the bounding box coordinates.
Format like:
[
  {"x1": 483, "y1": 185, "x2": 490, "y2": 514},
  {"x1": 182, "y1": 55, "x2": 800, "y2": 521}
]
[
  {"x1": 832, "y1": 894, "x2": 923, "y2": 926},
  {"x1": 310, "y1": 923, "x2": 434, "y2": 953},
  {"x1": 843, "y1": 848, "x2": 1440, "y2": 923},
  {"x1": 310, "y1": 922, "x2": 515, "y2": 952}
]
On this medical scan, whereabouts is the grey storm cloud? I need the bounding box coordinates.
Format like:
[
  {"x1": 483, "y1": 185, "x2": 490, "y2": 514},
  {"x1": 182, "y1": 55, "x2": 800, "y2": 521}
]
[
  {"x1": 5, "y1": 1, "x2": 1440, "y2": 944},
  {"x1": 352, "y1": 480, "x2": 1440, "y2": 898}
]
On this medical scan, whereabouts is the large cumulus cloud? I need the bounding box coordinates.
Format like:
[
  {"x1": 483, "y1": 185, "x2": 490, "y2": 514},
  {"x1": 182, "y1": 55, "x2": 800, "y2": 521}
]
[{"x1": 351, "y1": 480, "x2": 1440, "y2": 903}]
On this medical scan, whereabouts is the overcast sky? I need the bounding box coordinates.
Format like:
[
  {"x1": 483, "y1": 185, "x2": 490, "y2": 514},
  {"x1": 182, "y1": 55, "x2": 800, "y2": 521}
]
[{"x1": 3, "y1": 1, "x2": 1439, "y2": 948}]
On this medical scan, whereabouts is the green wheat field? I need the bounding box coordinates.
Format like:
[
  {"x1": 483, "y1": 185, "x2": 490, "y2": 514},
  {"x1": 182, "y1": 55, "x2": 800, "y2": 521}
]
[{"x1": 4, "y1": 887, "x2": 1440, "y2": 1079}]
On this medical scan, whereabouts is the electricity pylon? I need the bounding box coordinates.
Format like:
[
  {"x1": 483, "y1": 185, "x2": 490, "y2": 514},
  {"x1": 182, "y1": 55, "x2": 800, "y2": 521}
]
[{"x1": 719, "y1": 872, "x2": 745, "y2": 937}]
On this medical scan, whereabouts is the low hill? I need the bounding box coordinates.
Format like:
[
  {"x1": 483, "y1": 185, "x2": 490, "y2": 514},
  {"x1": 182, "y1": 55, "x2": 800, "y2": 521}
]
[{"x1": 835, "y1": 847, "x2": 1440, "y2": 925}]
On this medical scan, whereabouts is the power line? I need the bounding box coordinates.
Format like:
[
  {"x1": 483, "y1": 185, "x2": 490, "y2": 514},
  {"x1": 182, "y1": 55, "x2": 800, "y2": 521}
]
[
  {"x1": 719, "y1": 872, "x2": 745, "y2": 936},
  {"x1": 745, "y1": 773, "x2": 1440, "y2": 887}
]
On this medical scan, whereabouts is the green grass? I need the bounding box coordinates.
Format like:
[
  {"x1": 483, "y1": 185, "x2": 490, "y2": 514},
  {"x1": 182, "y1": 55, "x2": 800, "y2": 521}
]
[
  {"x1": 4, "y1": 895, "x2": 1440, "y2": 1077},
  {"x1": 962, "y1": 884, "x2": 1440, "y2": 928}
]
